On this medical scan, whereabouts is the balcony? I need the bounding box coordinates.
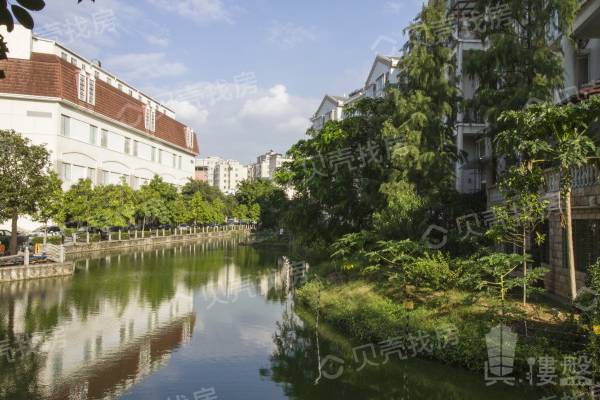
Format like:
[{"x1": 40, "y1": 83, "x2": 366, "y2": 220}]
[
  {"x1": 574, "y1": 0, "x2": 600, "y2": 39},
  {"x1": 487, "y1": 164, "x2": 600, "y2": 208}
]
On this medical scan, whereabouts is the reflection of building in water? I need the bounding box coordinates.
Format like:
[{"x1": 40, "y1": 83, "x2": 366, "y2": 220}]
[{"x1": 0, "y1": 278, "x2": 194, "y2": 400}]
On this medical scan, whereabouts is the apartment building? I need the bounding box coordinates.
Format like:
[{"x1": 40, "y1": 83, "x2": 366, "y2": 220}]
[
  {"x1": 195, "y1": 156, "x2": 222, "y2": 186},
  {"x1": 448, "y1": 0, "x2": 491, "y2": 195},
  {"x1": 248, "y1": 150, "x2": 291, "y2": 180},
  {"x1": 310, "y1": 55, "x2": 399, "y2": 130},
  {"x1": 214, "y1": 159, "x2": 248, "y2": 195},
  {"x1": 0, "y1": 26, "x2": 199, "y2": 194},
  {"x1": 474, "y1": 0, "x2": 600, "y2": 298},
  {"x1": 196, "y1": 156, "x2": 248, "y2": 194}
]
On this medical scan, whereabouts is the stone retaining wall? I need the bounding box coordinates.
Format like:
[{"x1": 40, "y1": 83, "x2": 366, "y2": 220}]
[
  {"x1": 64, "y1": 229, "x2": 250, "y2": 255},
  {"x1": 0, "y1": 262, "x2": 75, "y2": 282}
]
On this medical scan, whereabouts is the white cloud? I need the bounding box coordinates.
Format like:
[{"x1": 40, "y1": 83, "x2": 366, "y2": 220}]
[
  {"x1": 145, "y1": 34, "x2": 170, "y2": 47},
  {"x1": 241, "y1": 84, "x2": 291, "y2": 118},
  {"x1": 105, "y1": 53, "x2": 188, "y2": 79},
  {"x1": 164, "y1": 99, "x2": 209, "y2": 125},
  {"x1": 156, "y1": 82, "x2": 317, "y2": 162},
  {"x1": 147, "y1": 0, "x2": 233, "y2": 23},
  {"x1": 267, "y1": 21, "x2": 317, "y2": 49}
]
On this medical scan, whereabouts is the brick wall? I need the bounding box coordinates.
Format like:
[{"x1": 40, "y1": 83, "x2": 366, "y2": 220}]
[{"x1": 0, "y1": 53, "x2": 198, "y2": 155}]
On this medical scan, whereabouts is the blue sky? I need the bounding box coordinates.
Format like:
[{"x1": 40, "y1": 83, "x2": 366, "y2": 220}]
[{"x1": 34, "y1": 0, "x2": 424, "y2": 163}]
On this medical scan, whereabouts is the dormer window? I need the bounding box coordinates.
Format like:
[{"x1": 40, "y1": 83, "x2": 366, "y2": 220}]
[
  {"x1": 144, "y1": 106, "x2": 156, "y2": 132},
  {"x1": 78, "y1": 73, "x2": 95, "y2": 105},
  {"x1": 185, "y1": 127, "x2": 195, "y2": 148}
]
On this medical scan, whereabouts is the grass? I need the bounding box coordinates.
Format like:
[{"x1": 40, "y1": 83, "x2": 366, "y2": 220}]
[{"x1": 296, "y1": 273, "x2": 587, "y2": 385}]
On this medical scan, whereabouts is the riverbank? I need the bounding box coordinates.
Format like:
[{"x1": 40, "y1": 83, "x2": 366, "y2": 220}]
[
  {"x1": 296, "y1": 275, "x2": 588, "y2": 396},
  {"x1": 63, "y1": 227, "x2": 251, "y2": 255}
]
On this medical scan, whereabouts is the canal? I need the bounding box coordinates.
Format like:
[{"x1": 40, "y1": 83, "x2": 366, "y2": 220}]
[{"x1": 0, "y1": 238, "x2": 545, "y2": 399}]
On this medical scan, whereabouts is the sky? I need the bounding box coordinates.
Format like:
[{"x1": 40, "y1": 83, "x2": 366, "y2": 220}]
[{"x1": 33, "y1": 0, "x2": 425, "y2": 164}]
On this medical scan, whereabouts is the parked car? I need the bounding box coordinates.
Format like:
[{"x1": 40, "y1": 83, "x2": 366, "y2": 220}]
[
  {"x1": 0, "y1": 229, "x2": 29, "y2": 250},
  {"x1": 30, "y1": 226, "x2": 63, "y2": 238}
]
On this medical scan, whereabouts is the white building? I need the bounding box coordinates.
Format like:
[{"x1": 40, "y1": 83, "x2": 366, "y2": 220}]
[
  {"x1": 195, "y1": 156, "x2": 223, "y2": 186},
  {"x1": 214, "y1": 159, "x2": 248, "y2": 195},
  {"x1": 248, "y1": 150, "x2": 291, "y2": 180},
  {"x1": 196, "y1": 156, "x2": 249, "y2": 194},
  {"x1": 0, "y1": 26, "x2": 199, "y2": 198},
  {"x1": 310, "y1": 55, "x2": 400, "y2": 130}
]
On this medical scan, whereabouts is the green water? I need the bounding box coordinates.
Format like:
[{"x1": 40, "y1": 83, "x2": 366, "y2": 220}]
[{"x1": 0, "y1": 238, "x2": 547, "y2": 399}]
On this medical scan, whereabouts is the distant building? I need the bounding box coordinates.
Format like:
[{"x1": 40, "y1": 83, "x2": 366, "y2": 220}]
[
  {"x1": 214, "y1": 159, "x2": 248, "y2": 195},
  {"x1": 195, "y1": 156, "x2": 248, "y2": 194},
  {"x1": 248, "y1": 150, "x2": 291, "y2": 180}
]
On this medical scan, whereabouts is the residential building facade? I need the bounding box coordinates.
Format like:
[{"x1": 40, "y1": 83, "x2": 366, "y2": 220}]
[
  {"x1": 0, "y1": 26, "x2": 199, "y2": 195},
  {"x1": 248, "y1": 150, "x2": 291, "y2": 180},
  {"x1": 196, "y1": 156, "x2": 248, "y2": 194},
  {"x1": 309, "y1": 55, "x2": 399, "y2": 130}
]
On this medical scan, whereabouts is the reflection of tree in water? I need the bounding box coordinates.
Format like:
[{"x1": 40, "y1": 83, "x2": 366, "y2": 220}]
[{"x1": 263, "y1": 303, "x2": 549, "y2": 400}]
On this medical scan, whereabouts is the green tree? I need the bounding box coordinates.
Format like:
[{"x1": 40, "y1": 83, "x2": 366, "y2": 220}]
[
  {"x1": 487, "y1": 165, "x2": 549, "y2": 305},
  {"x1": 135, "y1": 176, "x2": 178, "y2": 228},
  {"x1": 232, "y1": 203, "x2": 249, "y2": 220},
  {"x1": 33, "y1": 171, "x2": 65, "y2": 230},
  {"x1": 248, "y1": 203, "x2": 261, "y2": 222},
  {"x1": 89, "y1": 178, "x2": 135, "y2": 229},
  {"x1": 210, "y1": 198, "x2": 225, "y2": 224},
  {"x1": 0, "y1": 130, "x2": 57, "y2": 254},
  {"x1": 463, "y1": 0, "x2": 578, "y2": 149},
  {"x1": 170, "y1": 193, "x2": 189, "y2": 225},
  {"x1": 374, "y1": 1, "x2": 460, "y2": 239},
  {"x1": 188, "y1": 192, "x2": 212, "y2": 225},
  {"x1": 496, "y1": 97, "x2": 600, "y2": 300},
  {"x1": 63, "y1": 178, "x2": 95, "y2": 228}
]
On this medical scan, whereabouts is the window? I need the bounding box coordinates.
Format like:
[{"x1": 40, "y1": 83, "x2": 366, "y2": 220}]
[
  {"x1": 124, "y1": 138, "x2": 131, "y2": 154},
  {"x1": 61, "y1": 52, "x2": 68, "y2": 61},
  {"x1": 172, "y1": 153, "x2": 177, "y2": 168},
  {"x1": 60, "y1": 115, "x2": 70, "y2": 137},
  {"x1": 577, "y1": 54, "x2": 590, "y2": 87},
  {"x1": 118, "y1": 83, "x2": 123, "y2": 91},
  {"x1": 133, "y1": 140, "x2": 138, "y2": 157},
  {"x1": 144, "y1": 106, "x2": 156, "y2": 131},
  {"x1": 70, "y1": 57, "x2": 77, "y2": 66},
  {"x1": 78, "y1": 73, "x2": 87, "y2": 102},
  {"x1": 89, "y1": 126, "x2": 97, "y2": 145},
  {"x1": 101, "y1": 129, "x2": 108, "y2": 147},
  {"x1": 477, "y1": 138, "x2": 489, "y2": 159},
  {"x1": 94, "y1": 70, "x2": 100, "y2": 79},
  {"x1": 106, "y1": 77, "x2": 112, "y2": 86},
  {"x1": 78, "y1": 73, "x2": 95, "y2": 104},
  {"x1": 158, "y1": 149, "x2": 163, "y2": 164},
  {"x1": 185, "y1": 127, "x2": 195, "y2": 148},
  {"x1": 151, "y1": 147, "x2": 157, "y2": 162},
  {"x1": 572, "y1": 219, "x2": 600, "y2": 271},
  {"x1": 129, "y1": 89, "x2": 133, "y2": 96},
  {"x1": 87, "y1": 168, "x2": 96, "y2": 185},
  {"x1": 87, "y1": 77, "x2": 95, "y2": 105},
  {"x1": 61, "y1": 163, "x2": 71, "y2": 181},
  {"x1": 178, "y1": 156, "x2": 182, "y2": 169}
]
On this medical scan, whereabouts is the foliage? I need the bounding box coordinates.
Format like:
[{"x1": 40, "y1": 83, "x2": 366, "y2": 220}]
[
  {"x1": 476, "y1": 253, "x2": 547, "y2": 311},
  {"x1": 463, "y1": 0, "x2": 578, "y2": 140},
  {"x1": 88, "y1": 179, "x2": 135, "y2": 228},
  {"x1": 0, "y1": 130, "x2": 58, "y2": 253},
  {"x1": 236, "y1": 179, "x2": 286, "y2": 229},
  {"x1": 134, "y1": 176, "x2": 178, "y2": 228}
]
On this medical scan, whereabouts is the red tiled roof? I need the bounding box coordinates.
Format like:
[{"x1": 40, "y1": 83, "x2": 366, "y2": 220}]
[{"x1": 0, "y1": 53, "x2": 199, "y2": 155}]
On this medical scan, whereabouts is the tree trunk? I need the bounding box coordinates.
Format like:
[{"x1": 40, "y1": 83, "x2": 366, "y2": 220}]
[
  {"x1": 9, "y1": 208, "x2": 18, "y2": 255},
  {"x1": 523, "y1": 229, "x2": 527, "y2": 306},
  {"x1": 564, "y1": 187, "x2": 577, "y2": 300}
]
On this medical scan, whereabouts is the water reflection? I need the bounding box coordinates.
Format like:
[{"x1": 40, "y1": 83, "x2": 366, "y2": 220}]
[{"x1": 0, "y1": 238, "x2": 548, "y2": 400}]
